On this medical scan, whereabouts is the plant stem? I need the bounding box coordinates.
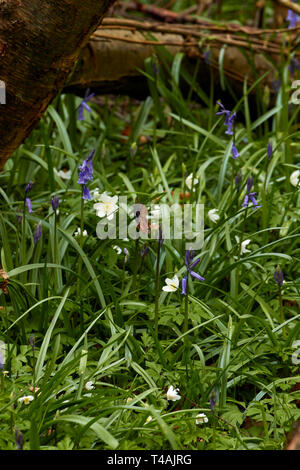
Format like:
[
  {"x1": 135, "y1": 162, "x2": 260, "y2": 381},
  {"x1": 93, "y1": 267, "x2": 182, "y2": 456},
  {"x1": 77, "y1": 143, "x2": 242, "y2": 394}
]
[{"x1": 154, "y1": 239, "x2": 161, "y2": 336}]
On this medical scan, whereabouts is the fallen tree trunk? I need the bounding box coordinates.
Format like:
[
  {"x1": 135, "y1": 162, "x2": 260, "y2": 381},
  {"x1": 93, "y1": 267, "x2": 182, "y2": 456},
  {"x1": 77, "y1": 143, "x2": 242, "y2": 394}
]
[
  {"x1": 0, "y1": 0, "x2": 114, "y2": 171},
  {"x1": 65, "y1": 17, "x2": 298, "y2": 100}
]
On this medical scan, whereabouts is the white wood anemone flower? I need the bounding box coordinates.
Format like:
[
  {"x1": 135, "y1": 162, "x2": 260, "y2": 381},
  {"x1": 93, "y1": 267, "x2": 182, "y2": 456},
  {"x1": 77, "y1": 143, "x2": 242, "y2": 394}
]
[
  {"x1": 18, "y1": 395, "x2": 34, "y2": 405},
  {"x1": 185, "y1": 173, "x2": 198, "y2": 191},
  {"x1": 84, "y1": 381, "x2": 95, "y2": 391},
  {"x1": 94, "y1": 192, "x2": 118, "y2": 221},
  {"x1": 208, "y1": 208, "x2": 220, "y2": 223},
  {"x1": 235, "y1": 236, "x2": 251, "y2": 254},
  {"x1": 196, "y1": 413, "x2": 208, "y2": 425},
  {"x1": 74, "y1": 227, "x2": 88, "y2": 237},
  {"x1": 54, "y1": 168, "x2": 72, "y2": 180},
  {"x1": 167, "y1": 385, "x2": 181, "y2": 401},
  {"x1": 290, "y1": 169, "x2": 300, "y2": 187},
  {"x1": 162, "y1": 275, "x2": 179, "y2": 292}
]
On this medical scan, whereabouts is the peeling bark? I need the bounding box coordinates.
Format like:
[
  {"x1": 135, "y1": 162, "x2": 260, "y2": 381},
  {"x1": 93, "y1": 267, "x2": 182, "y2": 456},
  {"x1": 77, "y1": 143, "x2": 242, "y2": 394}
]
[{"x1": 0, "y1": 0, "x2": 114, "y2": 170}]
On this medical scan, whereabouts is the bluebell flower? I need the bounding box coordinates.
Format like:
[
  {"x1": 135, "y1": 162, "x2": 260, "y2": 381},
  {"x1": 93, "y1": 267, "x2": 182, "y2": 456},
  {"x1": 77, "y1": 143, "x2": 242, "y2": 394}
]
[
  {"x1": 78, "y1": 150, "x2": 95, "y2": 200},
  {"x1": 232, "y1": 143, "x2": 240, "y2": 159},
  {"x1": 26, "y1": 197, "x2": 33, "y2": 214},
  {"x1": 34, "y1": 221, "x2": 42, "y2": 244},
  {"x1": 216, "y1": 102, "x2": 236, "y2": 136},
  {"x1": 182, "y1": 250, "x2": 205, "y2": 295},
  {"x1": 78, "y1": 89, "x2": 95, "y2": 121},
  {"x1": 25, "y1": 181, "x2": 33, "y2": 193},
  {"x1": 247, "y1": 176, "x2": 253, "y2": 193},
  {"x1": 289, "y1": 57, "x2": 300, "y2": 76},
  {"x1": 51, "y1": 195, "x2": 59, "y2": 212},
  {"x1": 242, "y1": 192, "x2": 261, "y2": 210},
  {"x1": 235, "y1": 170, "x2": 242, "y2": 192},
  {"x1": 274, "y1": 266, "x2": 284, "y2": 287},
  {"x1": 15, "y1": 428, "x2": 24, "y2": 450},
  {"x1": 210, "y1": 390, "x2": 217, "y2": 413},
  {"x1": 286, "y1": 6, "x2": 299, "y2": 29},
  {"x1": 267, "y1": 142, "x2": 273, "y2": 160}
]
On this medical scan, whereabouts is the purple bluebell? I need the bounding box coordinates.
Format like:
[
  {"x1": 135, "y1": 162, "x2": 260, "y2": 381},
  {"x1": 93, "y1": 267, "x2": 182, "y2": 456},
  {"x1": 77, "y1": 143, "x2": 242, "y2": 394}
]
[
  {"x1": 286, "y1": 5, "x2": 299, "y2": 29},
  {"x1": 25, "y1": 181, "x2": 33, "y2": 193},
  {"x1": 232, "y1": 143, "x2": 240, "y2": 159},
  {"x1": 0, "y1": 351, "x2": 4, "y2": 371},
  {"x1": 267, "y1": 142, "x2": 273, "y2": 160},
  {"x1": 272, "y1": 79, "x2": 281, "y2": 94},
  {"x1": 15, "y1": 428, "x2": 24, "y2": 450},
  {"x1": 141, "y1": 245, "x2": 149, "y2": 259},
  {"x1": 274, "y1": 266, "x2": 284, "y2": 287},
  {"x1": 235, "y1": 170, "x2": 242, "y2": 192},
  {"x1": 216, "y1": 102, "x2": 236, "y2": 136},
  {"x1": 29, "y1": 334, "x2": 35, "y2": 351},
  {"x1": 242, "y1": 192, "x2": 261, "y2": 210},
  {"x1": 26, "y1": 197, "x2": 33, "y2": 214},
  {"x1": 204, "y1": 49, "x2": 211, "y2": 65},
  {"x1": 51, "y1": 195, "x2": 59, "y2": 212},
  {"x1": 289, "y1": 57, "x2": 300, "y2": 77},
  {"x1": 247, "y1": 176, "x2": 253, "y2": 193},
  {"x1": 182, "y1": 250, "x2": 205, "y2": 295},
  {"x1": 158, "y1": 226, "x2": 164, "y2": 247},
  {"x1": 152, "y1": 61, "x2": 159, "y2": 76},
  {"x1": 78, "y1": 89, "x2": 95, "y2": 121},
  {"x1": 78, "y1": 149, "x2": 95, "y2": 200},
  {"x1": 34, "y1": 221, "x2": 42, "y2": 244},
  {"x1": 210, "y1": 390, "x2": 217, "y2": 413}
]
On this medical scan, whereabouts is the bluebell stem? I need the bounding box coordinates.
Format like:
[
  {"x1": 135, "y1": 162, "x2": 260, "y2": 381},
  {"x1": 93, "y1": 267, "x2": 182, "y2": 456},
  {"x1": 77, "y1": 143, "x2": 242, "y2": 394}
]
[
  {"x1": 274, "y1": 266, "x2": 284, "y2": 287},
  {"x1": 78, "y1": 149, "x2": 95, "y2": 200},
  {"x1": 51, "y1": 195, "x2": 59, "y2": 212},
  {"x1": 34, "y1": 221, "x2": 42, "y2": 244},
  {"x1": 15, "y1": 428, "x2": 24, "y2": 450},
  {"x1": 78, "y1": 89, "x2": 95, "y2": 121},
  {"x1": 267, "y1": 142, "x2": 273, "y2": 160}
]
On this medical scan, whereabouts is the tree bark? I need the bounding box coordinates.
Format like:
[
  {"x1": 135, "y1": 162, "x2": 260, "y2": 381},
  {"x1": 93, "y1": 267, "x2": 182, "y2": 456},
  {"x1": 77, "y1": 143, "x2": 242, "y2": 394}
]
[{"x1": 0, "y1": 0, "x2": 114, "y2": 170}]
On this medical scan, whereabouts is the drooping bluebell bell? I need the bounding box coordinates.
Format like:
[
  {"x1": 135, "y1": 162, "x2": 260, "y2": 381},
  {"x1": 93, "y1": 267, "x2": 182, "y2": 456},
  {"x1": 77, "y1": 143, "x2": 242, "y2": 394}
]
[
  {"x1": 29, "y1": 334, "x2": 35, "y2": 351},
  {"x1": 242, "y1": 192, "x2": 261, "y2": 210},
  {"x1": 272, "y1": 79, "x2": 281, "y2": 94},
  {"x1": 141, "y1": 245, "x2": 149, "y2": 259},
  {"x1": 25, "y1": 181, "x2": 33, "y2": 213},
  {"x1": 51, "y1": 195, "x2": 59, "y2": 212},
  {"x1": 26, "y1": 197, "x2": 33, "y2": 214},
  {"x1": 232, "y1": 143, "x2": 240, "y2": 159},
  {"x1": 286, "y1": 4, "x2": 299, "y2": 29},
  {"x1": 25, "y1": 181, "x2": 33, "y2": 193},
  {"x1": 78, "y1": 149, "x2": 95, "y2": 200},
  {"x1": 15, "y1": 428, "x2": 24, "y2": 450},
  {"x1": 274, "y1": 266, "x2": 284, "y2": 287},
  {"x1": 216, "y1": 102, "x2": 236, "y2": 136},
  {"x1": 182, "y1": 250, "x2": 205, "y2": 295},
  {"x1": 235, "y1": 170, "x2": 242, "y2": 192},
  {"x1": 78, "y1": 89, "x2": 95, "y2": 121},
  {"x1": 289, "y1": 57, "x2": 300, "y2": 77},
  {"x1": 247, "y1": 176, "x2": 253, "y2": 193},
  {"x1": 204, "y1": 49, "x2": 211, "y2": 66},
  {"x1": 34, "y1": 221, "x2": 42, "y2": 244},
  {"x1": 267, "y1": 142, "x2": 273, "y2": 160},
  {"x1": 210, "y1": 390, "x2": 217, "y2": 413}
]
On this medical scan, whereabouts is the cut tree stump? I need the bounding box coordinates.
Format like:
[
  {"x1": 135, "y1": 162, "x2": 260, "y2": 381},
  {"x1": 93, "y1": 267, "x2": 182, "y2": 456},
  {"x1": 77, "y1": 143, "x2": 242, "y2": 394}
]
[{"x1": 0, "y1": 0, "x2": 114, "y2": 171}]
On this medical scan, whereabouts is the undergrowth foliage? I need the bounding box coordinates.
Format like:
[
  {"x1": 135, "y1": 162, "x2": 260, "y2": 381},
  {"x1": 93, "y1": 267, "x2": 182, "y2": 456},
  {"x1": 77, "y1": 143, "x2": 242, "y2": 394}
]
[{"x1": 0, "y1": 38, "x2": 300, "y2": 450}]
